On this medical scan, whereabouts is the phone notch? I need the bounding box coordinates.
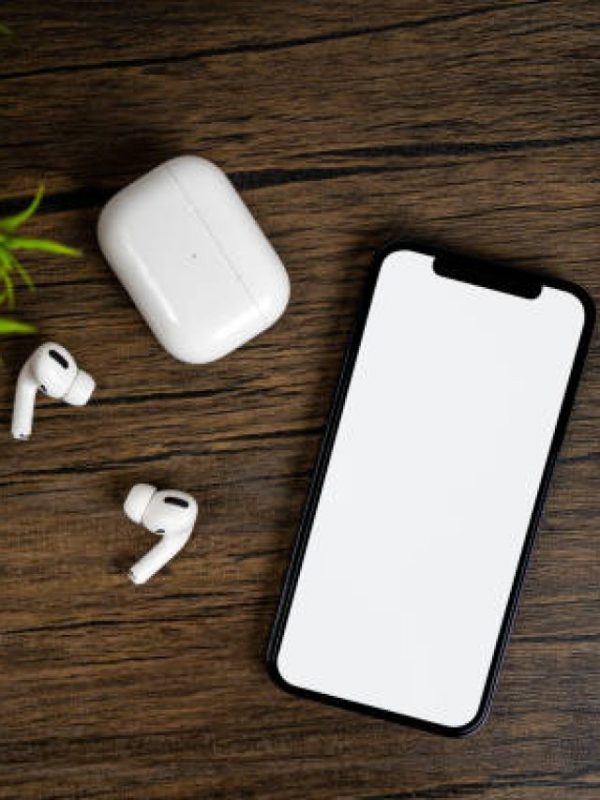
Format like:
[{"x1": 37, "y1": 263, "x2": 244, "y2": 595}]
[{"x1": 433, "y1": 254, "x2": 542, "y2": 300}]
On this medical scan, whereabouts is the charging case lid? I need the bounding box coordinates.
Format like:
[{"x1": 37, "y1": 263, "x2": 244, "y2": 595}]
[{"x1": 97, "y1": 156, "x2": 290, "y2": 363}]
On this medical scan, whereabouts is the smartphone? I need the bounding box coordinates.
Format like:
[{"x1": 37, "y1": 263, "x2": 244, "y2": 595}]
[{"x1": 267, "y1": 244, "x2": 594, "y2": 736}]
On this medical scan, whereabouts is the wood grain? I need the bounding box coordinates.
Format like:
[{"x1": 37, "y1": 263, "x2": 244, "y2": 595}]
[{"x1": 0, "y1": 1, "x2": 598, "y2": 798}]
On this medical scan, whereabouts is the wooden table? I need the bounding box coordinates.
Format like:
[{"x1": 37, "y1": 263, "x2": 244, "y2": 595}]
[{"x1": 0, "y1": 2, "x2": 598, "y2": 798}]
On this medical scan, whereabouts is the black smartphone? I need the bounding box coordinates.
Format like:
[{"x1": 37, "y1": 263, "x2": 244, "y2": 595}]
[{"x1": 268, "y1": 244, "x2": 594, "y2": 736}]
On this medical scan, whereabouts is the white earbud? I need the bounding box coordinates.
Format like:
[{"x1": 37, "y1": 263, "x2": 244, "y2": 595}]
[
  {"x1": 124, "y1": 483, "x2": 198, "y2": 585},
  {"x1": 11, "y1": 342, "x2": 96, "y2": 440}
]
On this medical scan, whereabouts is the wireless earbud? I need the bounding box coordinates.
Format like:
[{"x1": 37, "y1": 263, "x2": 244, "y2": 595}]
[
  {"x1": 11, "y1": 342, "x2": 96, "y2": 440},
  {"x1": 124, "y1": 483, "x2": 198, "y2": 585}
]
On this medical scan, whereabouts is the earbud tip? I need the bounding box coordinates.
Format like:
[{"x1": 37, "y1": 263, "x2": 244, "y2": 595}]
[
  {"x1": 124, "y1": 483, "x2": 157, "y2": 524},
  {"x1": 128, "y1": 567, "x2": 145, "y2": 585},
  {"x1": 64, "y1": 370, "x2": 95, "y2": 406}
]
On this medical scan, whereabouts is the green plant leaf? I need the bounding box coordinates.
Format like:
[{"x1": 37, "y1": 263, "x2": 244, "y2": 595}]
[
  {"x1": 0, "y1": 184, "x2": 80, "y2": 324},
  {"x1": 9, "y1": 252, "x2": 35, "y2": 290},
  {"x1": 0, "y1": 23, "x2": 11, "y2": 35},
  {"x1": 0, "y1": 185, "x2": 44, "y2": 233},
  {"x1": 3, "y1": 236, "x2": 81, "y2": 256},
  {"x1": 0, "y1": 317, "x2": 36, "y2": 334},
  {"x1": 0, "y1": 272, "x2": 15, "y2": 308},
  {"x1": 0, "y1": 246, "x2": 11, "y2": 270},
  {"x1": 0, "y1": 247, "x2": 15, "y2": 307}
]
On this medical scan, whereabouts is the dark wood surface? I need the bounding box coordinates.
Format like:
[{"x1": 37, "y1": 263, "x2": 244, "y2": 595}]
[{"x1": 0, "y1": 2, "x2": 598, "y2": 798}]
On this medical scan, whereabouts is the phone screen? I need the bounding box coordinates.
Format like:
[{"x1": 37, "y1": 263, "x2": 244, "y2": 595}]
[{"x1": 274, "y1": 249, "x2": 587, "y2": 731}]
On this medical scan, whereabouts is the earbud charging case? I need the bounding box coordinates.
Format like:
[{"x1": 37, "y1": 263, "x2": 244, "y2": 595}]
[{"x1": 97, "y1": 156, "x2": 290, "y2": 363}]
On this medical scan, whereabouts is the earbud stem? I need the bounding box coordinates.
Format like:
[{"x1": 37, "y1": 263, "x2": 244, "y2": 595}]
[
  {"x1": 11, "y1": 365, "x2": 37, "y2": 440},
  {"x1": 128, "y1": 528, "x2": 192, "y2": 585}
]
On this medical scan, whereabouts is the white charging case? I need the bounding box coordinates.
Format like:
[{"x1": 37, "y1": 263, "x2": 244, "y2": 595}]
[{"x1": 97, "y1": 156, "x2": 290, "y2": 363}]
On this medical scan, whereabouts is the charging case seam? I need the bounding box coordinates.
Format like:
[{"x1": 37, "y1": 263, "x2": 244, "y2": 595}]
[{"x1": 165, "y1": 164, "x2": 270, "y2": 325}]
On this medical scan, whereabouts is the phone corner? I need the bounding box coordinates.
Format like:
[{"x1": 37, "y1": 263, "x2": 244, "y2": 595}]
[
  {"x1": 441, "y1": 700, "x2": 493, "y2": 738},
  {"x1": 570, "y1": 281, "x2": 596, "y2": 332},
  {"x1": 371, "y1": 239, "x2": 420, "y2": 270},
  {"x1": 264, "y1": 642, "x2": 297, "y2": 698}
]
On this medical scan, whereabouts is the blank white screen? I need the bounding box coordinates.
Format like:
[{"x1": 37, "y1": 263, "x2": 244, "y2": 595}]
[{"x1": 277, "y1": 250, "x2": 585, "y2": 729}]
